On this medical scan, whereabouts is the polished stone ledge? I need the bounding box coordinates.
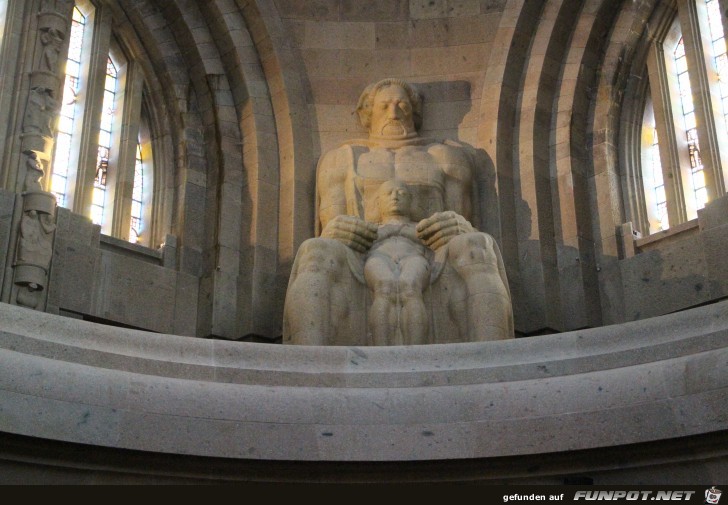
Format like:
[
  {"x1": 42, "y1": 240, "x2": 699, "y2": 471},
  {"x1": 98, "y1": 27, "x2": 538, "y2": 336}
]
[{"x1": 0, "y1": 300, "x2": 726, "y2": 462}]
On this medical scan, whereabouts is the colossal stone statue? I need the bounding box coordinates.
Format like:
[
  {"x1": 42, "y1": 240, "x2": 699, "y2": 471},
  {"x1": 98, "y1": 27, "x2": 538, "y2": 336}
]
[{"x1": 283, "y1": 78, "x2": 513, "y2": 346}]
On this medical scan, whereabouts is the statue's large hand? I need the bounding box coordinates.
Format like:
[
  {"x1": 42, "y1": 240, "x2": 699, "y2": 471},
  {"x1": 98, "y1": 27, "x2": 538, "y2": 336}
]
[
  {"x1": 321, "y1": 215, "x2": 378, "y2": 253},
  {"x1": 416, "y1": 211, "x2": 475, "y2": 250}
]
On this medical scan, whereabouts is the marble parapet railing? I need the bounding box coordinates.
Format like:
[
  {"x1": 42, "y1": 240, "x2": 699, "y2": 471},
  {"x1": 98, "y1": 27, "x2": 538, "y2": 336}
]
[{"x1": 0, "y1": 300, "x2": 726, "y2": 462}]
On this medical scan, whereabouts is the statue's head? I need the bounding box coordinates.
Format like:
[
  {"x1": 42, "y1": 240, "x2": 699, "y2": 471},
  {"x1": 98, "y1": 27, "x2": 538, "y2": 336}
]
[
  {"x1": 376, "y1": 179, "x2": 412, "y2": 219},
  {"x1": 356, "y1": 78, "x2": 422, "y2": 139}
]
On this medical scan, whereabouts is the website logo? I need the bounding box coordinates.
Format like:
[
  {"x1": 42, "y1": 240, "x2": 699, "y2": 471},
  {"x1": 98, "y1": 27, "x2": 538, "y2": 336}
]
[{"x1": 706, "y1": 488, "x2": 722, "y2": 505}]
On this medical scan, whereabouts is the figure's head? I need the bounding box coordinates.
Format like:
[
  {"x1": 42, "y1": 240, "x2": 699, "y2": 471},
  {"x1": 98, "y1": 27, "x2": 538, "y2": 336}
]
[
  {"x1": 356, "y1": 78, "x2": 422, "y2": 139},
  {"x1": 376, "y1": 180, "x2": 412, "y2": 218}
]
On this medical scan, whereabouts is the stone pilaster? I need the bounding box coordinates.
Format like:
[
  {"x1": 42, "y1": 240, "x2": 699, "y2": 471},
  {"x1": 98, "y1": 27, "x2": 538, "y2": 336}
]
[{"x1": 10, "y1": 0, "x2": 74, "y2": 310}]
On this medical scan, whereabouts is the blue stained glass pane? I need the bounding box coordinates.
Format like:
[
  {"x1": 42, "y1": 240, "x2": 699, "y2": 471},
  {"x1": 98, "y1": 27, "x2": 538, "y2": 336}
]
[
  {"x1": 66, "y1": 60, "x2": 80, "y2": 79},
  {"x1": 100, "y1": 114, "x2": 113, "y2": 132},
  {"x1": 696, "y1": 187, "x2": 708, "y2": 209},
  {"x1": 58, "y1": 115, "x2": 74, "y2": 133},
  {"x1": 91, "y1": 205, "x2": 103, "y2": 225},
  {"x1": 658, "y1": 206, "x2": 669, "y2": 230},
  {"x1": 684, "y1": 111, "x2": 696, "y2": 130},
  {"x1": 92, "y1": 187, "x2": 105, "y2": 206},
  {"x1": 675, "y1": 40, "x2": 685, "y2": 58},
  {"x1": 679, "y1": 73, "x2": 692, "y2": 96},
  {"x1": 693, "y1": 170, "x2": 705, "y2": 189},
  {"x1": 51, "y1": 174, "x2": 67, "y2": 193},
  {"x1": 715, "y1": 38, "x2": 727, "y2": 57},
  {"x1": 103, "y1": 90, "x2": 115, "y2": 110},
  {"x1": 106, "y1": 58, "x2": 117, "y2": 77},
  {"x1": 105, "y1": 74, "x2": 116, "y2": 92},
  {"x1": 98, "y1": 130, "x2": 111, "y2": 148},
  {"x1": 675, "y1": 56, "x2": 688, "y2": 74}
]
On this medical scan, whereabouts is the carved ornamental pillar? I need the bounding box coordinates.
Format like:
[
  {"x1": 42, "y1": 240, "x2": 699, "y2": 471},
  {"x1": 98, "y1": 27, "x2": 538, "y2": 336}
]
[{"x1": 11, "y1": 0, "x2": 74, "y2": 310}]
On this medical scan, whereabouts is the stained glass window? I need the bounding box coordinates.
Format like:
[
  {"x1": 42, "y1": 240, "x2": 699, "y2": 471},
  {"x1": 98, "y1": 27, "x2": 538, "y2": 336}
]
[
  {"x1": 91, "y1": 57, "x2": 117, "y2": 226},
  {"x1": 706, "y1": 0, "x2": 728, "y2": 127},
  {"x1": 129, "y1": 141, "x2": 143, "y2": 243},
  {"x1": 647, "y1": 127, "x2": 668, "y2": 232},
  {"x1": 674, "y1": 37, "x2": 708, "y2": 212},
  {"x1": 0, "y1": 0, "x2": 8, "y2": 46},
  {"x1": 47, "y1": 2, "x2": 157, "y2": 246},
  {"x1": 50, "y1": 6, "x2": 86, "y2": 208},
  {"x1": 652, "y1": 129, "x2": 669, "y2": 231}
]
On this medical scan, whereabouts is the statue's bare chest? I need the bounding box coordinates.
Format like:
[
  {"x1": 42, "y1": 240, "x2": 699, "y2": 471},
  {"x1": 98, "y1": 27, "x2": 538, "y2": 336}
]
[
  {"x1": 350, "y1": 146, "x2": 454, "y2": 222},
  {"x1": 354, "y1": 147, "x2": 445, "y2": 187}
]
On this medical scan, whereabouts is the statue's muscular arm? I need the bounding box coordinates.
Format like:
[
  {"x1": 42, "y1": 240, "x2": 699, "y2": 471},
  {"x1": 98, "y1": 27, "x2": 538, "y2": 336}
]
[
  {"x1": 416, "y1": 144, "x2": 476, "y2": 250},
  {"x1": 317, "y1": 146, "x2": 377, "y2": 253},
  {"x1": 440, "y1": 143, "x2": 475, "y2": 220}
]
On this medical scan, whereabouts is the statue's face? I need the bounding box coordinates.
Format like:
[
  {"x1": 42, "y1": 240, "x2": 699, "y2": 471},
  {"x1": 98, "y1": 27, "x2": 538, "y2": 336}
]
[
  {"x1": 378, "y1": 181, "x2": 412, "y2": 218},
  {"x1": 369, "y1": 85, "x2": 416, "y2": 139}
]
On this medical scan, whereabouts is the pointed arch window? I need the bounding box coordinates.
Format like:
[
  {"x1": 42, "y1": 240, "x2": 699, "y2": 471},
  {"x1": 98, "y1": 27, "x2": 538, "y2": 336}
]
[
  {"x1": 91, "y1": 56, "x2": 117, "y2": 226},
  {"x1": 707, "y1": 0, "x2": 728, "y2": 112},
  {"x1": 641, "y1": 98, "x2": 669, "y2": 232},
  {"x1": 636, "y1": 0, "x2": 728, "y2": 237},
  {"x1": 51, "y1": 5, "x2": 86, "y2": 209},
  {"x1": 0, "y1": 0, "x2": 7, "y2": 46},
  {"x1": 674, "y1": 36, "x2": 708, "y2": 212},
  {"x1": 130, "y1": 141, "x2": 143, "y2": 242},
  {"x1": 49, "y1": 1, "x2": 154, "y2": 246}
]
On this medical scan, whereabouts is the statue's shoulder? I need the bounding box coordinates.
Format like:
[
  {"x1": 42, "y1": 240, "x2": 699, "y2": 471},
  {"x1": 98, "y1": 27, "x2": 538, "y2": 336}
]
[
  {"x1": 426, "y1": 138, "x2": 475, "y2": 165},
  {"x1": 317, "y1": 142, "x2": 356, "y2": 174},
  {"x1": 318, "y1": 139, "x2": 373, "y2": 163},
  {"x1": 317, "y1": 141, "x2": 372, "y2": 185}
]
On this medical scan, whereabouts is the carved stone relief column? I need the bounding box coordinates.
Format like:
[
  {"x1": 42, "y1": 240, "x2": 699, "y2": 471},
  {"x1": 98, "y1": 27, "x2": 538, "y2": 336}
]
[{"x1": 10, "y1": 0, "x2": 74, "y2": 310}]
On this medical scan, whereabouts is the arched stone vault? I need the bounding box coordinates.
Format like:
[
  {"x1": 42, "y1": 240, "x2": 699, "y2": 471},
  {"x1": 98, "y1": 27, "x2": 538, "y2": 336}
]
[
  {"x1": 2, "y1": 0, "x2": 728, "y2": 483},
  {"x1": 88, "y1": 0, "x2": 305, "y2": 338}
]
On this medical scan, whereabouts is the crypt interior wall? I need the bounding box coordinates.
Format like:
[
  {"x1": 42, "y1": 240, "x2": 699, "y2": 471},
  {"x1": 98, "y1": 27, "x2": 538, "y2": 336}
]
[
  {"x1": 2, "y1": 0, "x2": 727, "y2": 340},
  {"x1": 1, "y1": 0, "x2": 728, "y2": 484}
]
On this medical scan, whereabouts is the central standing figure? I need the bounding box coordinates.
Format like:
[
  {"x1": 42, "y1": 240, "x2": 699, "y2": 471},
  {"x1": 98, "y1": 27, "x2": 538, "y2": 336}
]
[
  {"x1": 283, "y1": 78, "x2": 513, "y2": 346},
  {"x1": 365, "y1": 180, "x2": 432, "y2": 345}
]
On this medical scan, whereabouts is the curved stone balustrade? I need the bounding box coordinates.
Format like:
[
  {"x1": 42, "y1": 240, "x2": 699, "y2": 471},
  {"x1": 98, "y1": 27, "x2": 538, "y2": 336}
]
[{"x1": 0, "y1": 300, "x2": 726, "y2": 463}]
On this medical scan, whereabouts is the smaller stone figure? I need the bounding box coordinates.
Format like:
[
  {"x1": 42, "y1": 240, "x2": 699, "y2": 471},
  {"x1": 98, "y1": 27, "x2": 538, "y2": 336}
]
[
  {"x1": 24, "y1": 88, "x2": 57, "y2": 137},
  {"x1": 364, "y1": 180, "x2": 433, "y2": 345},
  {"x1": 14, "y1": 153, "x2": 56, "y2": 309},
  {"x1": 23, "y1": 153, "x2": 45, "y2": 193},
  {"x1": 17, "y1": 210, "x2": 56, "y2": 274},
  {"x1": 40, "y1": 28, "x2": 64, "y2": 75}
]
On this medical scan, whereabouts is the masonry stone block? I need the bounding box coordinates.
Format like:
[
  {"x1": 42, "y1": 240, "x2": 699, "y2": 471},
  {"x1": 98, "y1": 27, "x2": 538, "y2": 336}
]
[
  {"x1": 251, "y1": 269, "x2": 283, "y2": 337},
  {"x1": 94, "y1": 250, "x2": 177, "y2": 332},
  {"x1": 410, "y1": 0, "x2": 448, "y2": 19},
  {"x1": 411, "y1": 44, "x2": 486, "y2": 75},
  {"x1": 173, "y1": 272, "x2": 200, "y2": 337},
  {"x1": 703, "y1": 224, "x2": 728, "y2": 300},
  {"x1": 211, "y1": 270, "x2": 239, "y2": 337},
  {"x1": 0, "y1": 190, "x2": 16, "y2": 292},
  {"x1": 620, "y1": 235, "x2": 711, "y2": 321},
  {"x1": 47, "y1": 215, "x2": 102, "y2": 315},
  {"x1": 274, "y1": 0, "x2": 340, "y2": 20},
  {"x1": 374, "y1": 22, "x2": 411, "y2": 49},
  {"x1": 304, "y1": 21, "x2": 375, "y2": 49},
  {"x1": 341, "y1": 0, "x2": 409, "y2": 21},
  {"x1": 698, "y1": 193, "x2": 728, "y2": 231}
]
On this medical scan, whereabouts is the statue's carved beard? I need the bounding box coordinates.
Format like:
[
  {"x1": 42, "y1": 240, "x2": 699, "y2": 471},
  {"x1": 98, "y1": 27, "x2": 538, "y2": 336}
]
[{"x1": 380, "y1": 120, "x2": 406, "y2": 137}]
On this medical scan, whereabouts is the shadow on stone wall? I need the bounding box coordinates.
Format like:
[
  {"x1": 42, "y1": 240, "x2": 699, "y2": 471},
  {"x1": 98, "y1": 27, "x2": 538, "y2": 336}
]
[{"x1": 621, "y1": 230, "x2": 728, "y2": 322}]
